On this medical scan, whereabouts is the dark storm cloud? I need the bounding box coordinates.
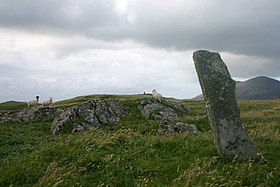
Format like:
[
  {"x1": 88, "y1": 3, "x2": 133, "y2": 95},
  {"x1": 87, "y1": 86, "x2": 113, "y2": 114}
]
[
  {"x1": 0, "y1": 0, "x2": 120, "y2": 31},
  {"x1": 1, "y1": 0, "x2": 279, "y2": 59},
  {"x1": 130, "y1": 0, "x2": 280, "y2": 58}
]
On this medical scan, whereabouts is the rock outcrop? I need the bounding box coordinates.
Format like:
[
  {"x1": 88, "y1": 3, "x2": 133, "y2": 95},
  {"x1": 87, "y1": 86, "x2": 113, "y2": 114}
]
[
  {"x1": 0, "y1": 107, "x2": 64, "y2": 123},
  {"x1": 193, "y1": 50, "x2": 260, "y2": 160},
  {"x1": 138, "y1": 99, "x2": 189, "y2": 120},
  {"x1": 138, "y1": 99, "x2": 197, "y2": 135},
  {"x1": 158, "y1": 120, "x2": 200, "y2": 135},
  {"x1": 51, "y1": 98, "x2": 128, "y2": 134}
]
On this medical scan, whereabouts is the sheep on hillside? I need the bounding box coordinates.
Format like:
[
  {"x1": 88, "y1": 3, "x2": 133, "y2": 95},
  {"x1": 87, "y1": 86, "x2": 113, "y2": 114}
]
[
  {"x1": 27, "y1": 96, "x2": 39, "y2": 108},
  {"x1": 152, "y1": 89, "x2": 163, "y2": 103},
  {"x1": 42, "y1": 97, "x2": 53, "y2": 107}
]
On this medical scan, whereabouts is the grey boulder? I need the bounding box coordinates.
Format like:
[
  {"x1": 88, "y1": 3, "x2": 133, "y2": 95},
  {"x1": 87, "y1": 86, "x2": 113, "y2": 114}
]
[
  {"x1": 138, "y1": 99, "x2": 189, "y2": 120},
  {"x1": 51, "y1": 98, "x2": 128, "y2": 134},
  {"x1": 0, "y1": 107, "x2": 64, "y2": 123},
  {"x1": 159, "y1": 120, "x2": 200, "y2": 135}
]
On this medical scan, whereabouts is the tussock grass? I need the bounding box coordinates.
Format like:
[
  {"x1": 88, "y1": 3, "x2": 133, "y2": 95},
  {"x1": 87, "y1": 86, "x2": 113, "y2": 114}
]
[{"x1": 0, "y1": 96, "x2": 279, "y2": 186}]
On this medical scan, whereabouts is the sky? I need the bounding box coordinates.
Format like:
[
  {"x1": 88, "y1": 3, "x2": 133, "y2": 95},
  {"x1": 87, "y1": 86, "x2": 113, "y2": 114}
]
[{"x1": 0, "y1": 0, "x2": 280, "y2": 102}]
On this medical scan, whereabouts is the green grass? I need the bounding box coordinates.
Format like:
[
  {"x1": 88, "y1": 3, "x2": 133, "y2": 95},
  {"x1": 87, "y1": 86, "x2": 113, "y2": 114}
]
[
  {"x1": 0, "y1": 101, "x2": 27, "y2": 113},
  {"x1": 0, "y1": 95, "x2": 279, "y2": 186}
]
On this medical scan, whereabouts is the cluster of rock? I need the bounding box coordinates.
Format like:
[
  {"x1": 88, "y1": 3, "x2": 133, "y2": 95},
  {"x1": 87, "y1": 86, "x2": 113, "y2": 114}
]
[
  {"x1": 1, "y1": 97, "x2": 199, "y2": 136},
  {"x1": 138, "y1": 99, "x2": 199, "y2": 135},
  {"x1": 138, "y1": 99, "x2": 189, "y2": 120},
  {"x1": 51, "y1": 98, "x2": 129, "y2": 134},
  {"x1": 0, "y1": 107, "x2": 64, "y2": 123},
  {"x1": 50, "y1": 98, "x2": 198, "y2": 135}
]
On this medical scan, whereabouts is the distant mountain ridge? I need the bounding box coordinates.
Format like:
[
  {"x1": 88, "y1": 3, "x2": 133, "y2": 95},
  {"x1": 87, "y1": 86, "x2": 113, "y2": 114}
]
[{"x1": 193, "y1": 76, "x2": 280, "y2": 100}]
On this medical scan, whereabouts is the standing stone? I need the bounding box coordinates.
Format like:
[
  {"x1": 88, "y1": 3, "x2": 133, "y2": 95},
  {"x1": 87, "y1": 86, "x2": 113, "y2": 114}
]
[{"x1": 193, "y1": 50, "x2": 260, "y2": 160}]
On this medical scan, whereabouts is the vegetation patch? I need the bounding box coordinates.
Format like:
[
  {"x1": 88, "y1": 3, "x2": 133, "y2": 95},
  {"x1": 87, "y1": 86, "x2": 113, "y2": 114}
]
[
  {"x1": 0, "y1": 95, "x2": 279, "y2": 186},
  {"x1": 0, "y1": 101, "x2": 27, "y2": 113}
]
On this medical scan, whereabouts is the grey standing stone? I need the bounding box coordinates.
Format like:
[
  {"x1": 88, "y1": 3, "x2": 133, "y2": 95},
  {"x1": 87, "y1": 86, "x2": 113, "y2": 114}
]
[{"x1": 193, "y1": 50, "x2": 260, "y2": 160}]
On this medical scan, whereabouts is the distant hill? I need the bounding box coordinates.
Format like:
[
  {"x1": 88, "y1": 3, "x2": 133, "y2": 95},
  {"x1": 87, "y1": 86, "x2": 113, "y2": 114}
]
[
  {"x1": 236, "y1": 76, "x2": 280, "y2": 100},
  {"x1": 0, "y1": 101, "x2": 27, "y2": 113},
  {"x1": 193, "y1": 76, "x2": 280, "y2": 100}
]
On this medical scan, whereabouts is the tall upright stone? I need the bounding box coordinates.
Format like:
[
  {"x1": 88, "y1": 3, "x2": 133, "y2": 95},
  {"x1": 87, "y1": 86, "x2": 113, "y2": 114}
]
[{"x1": 193, "y1": 50, "x2": 260, "y2": 160}]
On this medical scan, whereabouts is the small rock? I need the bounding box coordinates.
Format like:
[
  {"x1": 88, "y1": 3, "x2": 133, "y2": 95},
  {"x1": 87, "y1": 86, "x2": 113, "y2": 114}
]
[
  {"x1": 72, "y1": 123, "x2": 85, "y2": 133},
  {"x1": 174, "y1": 122, "x2": 200, "y2": 134},
  {"x1": 159, "y1": 120, "x2": 200, "y2": 135}
]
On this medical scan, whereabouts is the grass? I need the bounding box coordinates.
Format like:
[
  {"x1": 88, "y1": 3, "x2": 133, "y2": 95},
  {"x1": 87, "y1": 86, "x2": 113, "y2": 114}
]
[
  {"x1": 0, "y1": 101, "x2": 27, "y2": 113},
  {"x1": 0, "y1": 95, "x2": 279, "y2": 186}
]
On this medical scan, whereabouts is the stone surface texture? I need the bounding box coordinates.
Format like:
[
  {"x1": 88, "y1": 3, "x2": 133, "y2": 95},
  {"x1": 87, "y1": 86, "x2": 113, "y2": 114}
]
[
  {"x1": 51, "y1": 98, "x2": 128, "y2": 134},
  {"x1": 158, "y1": 120, "x2": 200, "y2": 135},
  {"x1": 0, "y1": 107, "x2": 64, "y2": 123},
  {"x1": 138, "y1": 99, "x2": 189, "y2": 120},
  {"x1": 193, "y1": 50, "x2": 260, "y2": 160}
]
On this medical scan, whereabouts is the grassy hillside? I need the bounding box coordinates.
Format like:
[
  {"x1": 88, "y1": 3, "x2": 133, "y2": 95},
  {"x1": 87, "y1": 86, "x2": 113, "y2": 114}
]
[
  {"x1": 0, "y1": 101, "x2": 27, "y2": 113},
  {"x1": 0, "y1": 95, "x2": 279, "y2": 186}
]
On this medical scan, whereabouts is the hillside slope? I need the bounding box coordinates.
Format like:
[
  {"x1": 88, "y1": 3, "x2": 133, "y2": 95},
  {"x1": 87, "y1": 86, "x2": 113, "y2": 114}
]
[
  {"x1": 0, "y1": 101, "x2": 27, "y2": 113},
  {"x1": 0, "y1": 95, "x2": 279, "y2": 186},
  {"x1": 193, "y1": 76, "x2": 280, "y2": 100}
]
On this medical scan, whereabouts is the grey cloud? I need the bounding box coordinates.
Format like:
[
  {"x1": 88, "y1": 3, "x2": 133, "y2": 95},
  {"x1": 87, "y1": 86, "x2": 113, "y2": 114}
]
[
  {"x1": 0, "y1": 0, "x2": 120, "y2": 31},
  {"x1": 0, "y1": 64, "x2": 37, "y2": 101},
  {"x1": 1, "y1": 0, "x2": 279, "y2": 59},
  {"x1": 129, "y1": 0, "x2": 280, "y2": 57},
  {"x1": 227, "y1": 57, "x2": 280, "y2": 78},
  {"x1": 0, "y1": 63, "x2": 94, "y2": 102}
]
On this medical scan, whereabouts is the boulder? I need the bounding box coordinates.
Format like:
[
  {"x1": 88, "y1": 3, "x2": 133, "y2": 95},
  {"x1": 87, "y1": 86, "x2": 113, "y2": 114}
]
[
  {"x1": 193, "y1": 50, "x2": 260, "y2": 160},
  {"x1": 158, "y1": 120, "x2": 200, "y2": 135},
  {"x1": 0, "y1": 107, "x2": 64, "y2": 123},
  {"x1": 51, "y1": 98, "x2": 128, "y2": 134},
  {"x1": 72, "y1": 123, "x2": 86, "y2": 133},
  {"x1": 138, "y1": 99, "x2": 189, "y2": 120}
]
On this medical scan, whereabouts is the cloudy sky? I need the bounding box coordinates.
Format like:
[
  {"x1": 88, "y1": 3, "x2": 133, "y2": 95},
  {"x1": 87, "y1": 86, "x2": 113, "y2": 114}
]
[{"x1": 0, "y1": 0, "x2": 280, "y2": 102}]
